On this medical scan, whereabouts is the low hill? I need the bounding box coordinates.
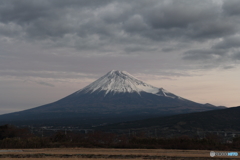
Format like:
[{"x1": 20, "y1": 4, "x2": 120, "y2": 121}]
[{"x1": 98, "y1": 106, "x2": 240, "y2": 131}]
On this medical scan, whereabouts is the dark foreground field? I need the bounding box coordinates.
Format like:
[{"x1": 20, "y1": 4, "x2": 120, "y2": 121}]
[{"x1": 0, "y1": 148, "x2": 239, "y2": 160}]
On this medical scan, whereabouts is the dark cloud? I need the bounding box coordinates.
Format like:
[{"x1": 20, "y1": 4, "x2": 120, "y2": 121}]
[
  {"x1": 0, "y1": 0, "x2": 240, "y2": 73},
  {"x1": 213, "y1": 35, "x2": 240, "y2": 49},
  {"x1": 1, "y1": 0, "x2": 237, "y2": 49},
  {"x1": 233, "y1": 52, "x2": 240, "y2": 60},
  {"x1": 144, "y1": 0, "x2": 218, "y2": 29},
  {"x1": 188, "y1": 20, "x2": 237, "y2": 41},
  {"x1": 34, "y1": 81, "x2": 55, "y2": 87},
  {"x1": 0, "y1": 1, "x2": 51, "y2": 23},
  {"x1": 222, "y1": 0, "x2": 240, "y2": 16},
  {"x1": 183, "y1": 49, "x2": 226, "y2": 61},
  {"x1": 162, "y1": 48, "x2": 175, "y2": 52},
  {"x1": 222, "y1": 65, "x2": 235, "y2": 70},
  {"x1": 124, "y1": 45, "x2": 157, "y2": 53}
]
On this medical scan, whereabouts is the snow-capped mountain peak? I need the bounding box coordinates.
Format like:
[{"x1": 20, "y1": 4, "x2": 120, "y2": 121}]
[
  {"x1": 77, "y1": 70, "x2": 179, "y2": 98},
  {"x1": 0, "y1": 70, "x2": 222, "y2": 123}
]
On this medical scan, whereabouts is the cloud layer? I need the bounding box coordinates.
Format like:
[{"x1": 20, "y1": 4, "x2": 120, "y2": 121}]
[{"x1": 1, "y1": 0, "x2": 240, "y2": 74}]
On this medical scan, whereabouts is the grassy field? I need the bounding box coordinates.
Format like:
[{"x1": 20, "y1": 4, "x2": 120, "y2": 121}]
[{"x1": 0, "y1": 148, "x2": 239, "y2": 160}]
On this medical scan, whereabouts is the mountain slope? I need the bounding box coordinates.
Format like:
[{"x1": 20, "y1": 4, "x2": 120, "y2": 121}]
[
  {"x1": 0, "y1": 70, "x2": 224, "y2": 123},
  {"x1": 98, "y1": 106, "x2": 240, "y2": 131}
]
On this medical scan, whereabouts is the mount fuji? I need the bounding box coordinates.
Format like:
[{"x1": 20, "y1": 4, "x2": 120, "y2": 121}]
[{"x1": 0, "y1": 70, "x2": 224, "y2": 124}]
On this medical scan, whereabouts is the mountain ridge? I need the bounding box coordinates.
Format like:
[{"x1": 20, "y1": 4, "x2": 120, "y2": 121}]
[{"x1": 0, "y1": 70, "x2": 224, "y2": 125}]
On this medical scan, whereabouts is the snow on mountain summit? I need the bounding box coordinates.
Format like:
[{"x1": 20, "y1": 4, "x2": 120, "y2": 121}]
[{"x1": 77, "y1": 70, "x2": 179, "y2": 98}]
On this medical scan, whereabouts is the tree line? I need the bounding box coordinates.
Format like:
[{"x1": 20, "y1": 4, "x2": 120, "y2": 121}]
[{"x1": 0, "y1": 124, "x2": 239, "y2": 150}]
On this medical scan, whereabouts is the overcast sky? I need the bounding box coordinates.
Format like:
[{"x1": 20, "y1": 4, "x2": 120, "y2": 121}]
[{"x1": 1, "y1": 0, "x2": 240, "y2": 114}]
